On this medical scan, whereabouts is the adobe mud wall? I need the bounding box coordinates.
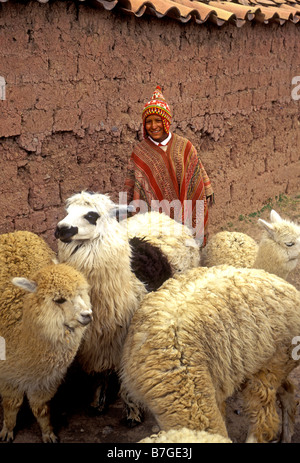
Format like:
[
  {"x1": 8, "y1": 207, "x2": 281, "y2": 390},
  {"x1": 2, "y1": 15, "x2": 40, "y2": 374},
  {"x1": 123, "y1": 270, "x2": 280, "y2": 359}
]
[{"x1": 0, "y1": 0, "x2": 299, "y2": 248}]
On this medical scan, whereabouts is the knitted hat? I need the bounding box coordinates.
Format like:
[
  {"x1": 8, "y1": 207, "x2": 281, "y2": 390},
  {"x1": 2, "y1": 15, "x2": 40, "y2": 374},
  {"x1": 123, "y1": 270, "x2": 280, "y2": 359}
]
[{"x1": 142, "y1": 86, "x2": 172, "y2": 138}]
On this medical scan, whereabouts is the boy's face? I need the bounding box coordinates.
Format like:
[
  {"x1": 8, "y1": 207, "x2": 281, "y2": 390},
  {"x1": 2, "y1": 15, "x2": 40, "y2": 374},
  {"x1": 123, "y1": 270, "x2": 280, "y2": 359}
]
[{"x1": 145, "y1": 115, "x2": 168, "y2": 143}]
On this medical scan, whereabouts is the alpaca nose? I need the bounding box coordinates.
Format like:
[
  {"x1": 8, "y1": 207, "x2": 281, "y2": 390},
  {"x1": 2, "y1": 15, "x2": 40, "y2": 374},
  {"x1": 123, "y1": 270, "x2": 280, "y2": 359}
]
[
  {"x1": 55, "y1": 225, "x2": 78, "y2": 242},
  {"x1": 79, "y1": 311, "x2": 93, "y2": 326}
]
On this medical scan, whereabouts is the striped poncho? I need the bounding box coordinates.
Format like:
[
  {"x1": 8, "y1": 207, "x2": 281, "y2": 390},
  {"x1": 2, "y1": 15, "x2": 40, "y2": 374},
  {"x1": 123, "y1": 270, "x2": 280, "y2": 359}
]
[{"x1": 124, "y1": 133, "x2": 213, "y2": 246}]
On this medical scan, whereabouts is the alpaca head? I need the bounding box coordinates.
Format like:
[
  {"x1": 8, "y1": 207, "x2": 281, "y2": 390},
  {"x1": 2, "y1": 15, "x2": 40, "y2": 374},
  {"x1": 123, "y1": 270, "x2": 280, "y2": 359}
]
[
  {"x1": 55, "y1": 191, "x2": 132, "y2": 243},
  {"x1": 258, "y1": 210, "x2": 300, "y2": 272},
  {"x1": 12, "y1": 263, "x2": 92, "y2": 337}
]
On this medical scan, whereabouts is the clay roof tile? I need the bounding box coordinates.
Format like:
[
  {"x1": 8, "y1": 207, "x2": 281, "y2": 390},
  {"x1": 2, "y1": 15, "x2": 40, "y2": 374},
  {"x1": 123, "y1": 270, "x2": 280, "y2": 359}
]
[
  {"x1": 115, "y1": 0, "x2": 300, "y2": 25},
  {"x1": 1, "y1": 0, "x2": 300, "y2": 27}
]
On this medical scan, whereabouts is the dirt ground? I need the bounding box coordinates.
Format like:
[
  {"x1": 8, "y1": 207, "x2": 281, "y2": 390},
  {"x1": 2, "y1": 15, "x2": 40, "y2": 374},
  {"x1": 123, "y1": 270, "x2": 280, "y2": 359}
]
[{"x1": 0, "y1": 193, "x2": 299, "y2": 445}]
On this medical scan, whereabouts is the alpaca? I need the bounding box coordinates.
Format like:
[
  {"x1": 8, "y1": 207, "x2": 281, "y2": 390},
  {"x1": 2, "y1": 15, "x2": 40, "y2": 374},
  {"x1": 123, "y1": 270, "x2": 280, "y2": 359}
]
[
  {"x1": 0, "y1": 231, "x2": 92, "y2": 442},
  {"x1": 254, "y1": 210, "x2": 300, "y2": 279},
  {"x1": 55, "y1": 191, "x2": 180, "y2": 418},
  {"x1": 120, "y1": 265, "x2": 300, "y2": 443},
  {"x1": 201, "y1": 210, "x2": 300, "y2": 280}
]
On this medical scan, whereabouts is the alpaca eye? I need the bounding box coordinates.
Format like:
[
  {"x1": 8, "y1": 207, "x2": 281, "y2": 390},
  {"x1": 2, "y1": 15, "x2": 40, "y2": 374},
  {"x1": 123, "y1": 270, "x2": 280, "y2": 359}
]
[
  {"x1": 54, "y1": 297, "x2": 67, "y2": 304},
  {"x1": 84, "y1": 211, "x2": 100, "y2": 225},
  {"x1": 285, "y1": 242, "x2": 295, "y2": 247}
]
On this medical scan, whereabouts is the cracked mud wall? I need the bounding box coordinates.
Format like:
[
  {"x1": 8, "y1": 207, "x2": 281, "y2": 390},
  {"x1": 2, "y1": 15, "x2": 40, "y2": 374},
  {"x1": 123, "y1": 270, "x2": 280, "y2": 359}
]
[{"x1": 0, "y1": 0, "x2": 299, "y2": 248}]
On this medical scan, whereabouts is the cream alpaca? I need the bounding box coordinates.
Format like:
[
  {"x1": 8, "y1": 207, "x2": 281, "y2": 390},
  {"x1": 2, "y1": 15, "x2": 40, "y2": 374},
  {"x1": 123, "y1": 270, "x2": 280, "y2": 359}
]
[
  {"x1": 120, "y1": 265, "x2": 300, "y2": 443},
  {"x1": 0, "y1": 231, "x2": 92, "y2": 443},
  {"x1": 201, "y1": 210, "x2": 300, "y2": 279}
]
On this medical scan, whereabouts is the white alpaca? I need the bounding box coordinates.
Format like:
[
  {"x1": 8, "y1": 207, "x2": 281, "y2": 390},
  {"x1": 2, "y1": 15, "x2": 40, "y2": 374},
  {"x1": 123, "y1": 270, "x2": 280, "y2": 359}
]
[
  {"x1": 55, "y1": 192, "x2": 148, "y2": 378},
  {"x1": 201, "y1": 210, "x2": 300, "y2": 279},
  {"x1": 55, "y1": 191, "x2": 199, "y2": 419}
]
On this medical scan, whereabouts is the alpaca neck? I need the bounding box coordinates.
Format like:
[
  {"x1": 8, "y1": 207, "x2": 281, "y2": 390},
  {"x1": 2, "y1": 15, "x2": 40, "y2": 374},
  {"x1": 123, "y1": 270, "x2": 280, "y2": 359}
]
[
  {"x1": 20, "y1": 305, "x2": 83, "y2": 355},
  {"x1": 64, "y1": 232, "x2": 144, "y2": 308},
  {"x1": 60, "y1": 228, "x2": 134, "y2": 285}
]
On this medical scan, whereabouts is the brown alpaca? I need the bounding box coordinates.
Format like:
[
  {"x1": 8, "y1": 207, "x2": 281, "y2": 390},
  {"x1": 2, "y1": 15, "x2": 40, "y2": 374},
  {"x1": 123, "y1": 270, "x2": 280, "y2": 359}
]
[{"x1": 0, "y1": 231, "x2": 92, "y2": 442}]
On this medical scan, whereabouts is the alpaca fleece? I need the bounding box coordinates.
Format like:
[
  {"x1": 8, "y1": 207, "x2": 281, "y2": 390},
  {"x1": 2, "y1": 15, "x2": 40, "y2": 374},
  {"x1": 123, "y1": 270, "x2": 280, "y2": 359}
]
[
  {"x1": 139, "y1": 427, "x2": 232, "y2": 443},
  {"x1": 201, "y1": 230, "x2": 258, "y2": 268},
  {"x1": 129, "y1": 236, "x2": 172, "y2": 291}
]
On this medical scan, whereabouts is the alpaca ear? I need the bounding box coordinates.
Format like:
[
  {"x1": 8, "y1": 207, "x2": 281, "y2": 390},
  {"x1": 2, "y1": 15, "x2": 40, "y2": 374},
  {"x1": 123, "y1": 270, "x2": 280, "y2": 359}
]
[
  {"x1": 12, "y1": 277, "x2": 37, "y2": 293},
  {"x1": 258, "y1": 218, "x2": 275, "y2": 237},
  {"x1": 270, "y1": 210, "x2": 282, "y2": 223}
]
